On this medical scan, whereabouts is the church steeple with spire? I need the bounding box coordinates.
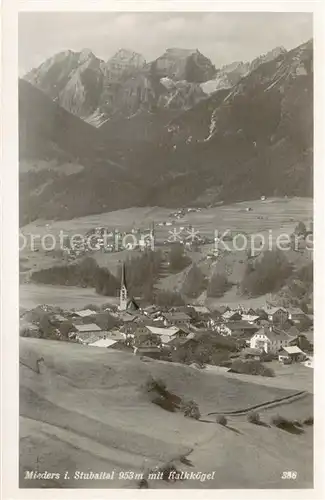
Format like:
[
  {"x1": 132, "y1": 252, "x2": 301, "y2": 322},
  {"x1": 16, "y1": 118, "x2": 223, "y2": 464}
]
[{"x1": 119, "y1": 262, "x2": 128, "y2": 311}]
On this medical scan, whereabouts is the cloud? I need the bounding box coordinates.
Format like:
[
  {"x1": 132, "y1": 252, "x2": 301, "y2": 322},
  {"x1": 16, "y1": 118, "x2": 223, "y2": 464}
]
[{"x1": 19, "y1": 12, "x2": 312, "y2": 74}]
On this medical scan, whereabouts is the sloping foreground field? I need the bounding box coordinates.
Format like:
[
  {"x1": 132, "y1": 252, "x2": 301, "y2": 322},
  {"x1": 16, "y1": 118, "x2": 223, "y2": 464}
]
[{"x1": 20, "y1": 338, "x2": 313, "y2": 489}]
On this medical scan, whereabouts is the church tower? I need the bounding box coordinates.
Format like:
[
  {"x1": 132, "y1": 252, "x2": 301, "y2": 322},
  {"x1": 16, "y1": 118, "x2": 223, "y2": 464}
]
[{"x1": 119, "y1": 263, "x2": 128, "y2": 311}]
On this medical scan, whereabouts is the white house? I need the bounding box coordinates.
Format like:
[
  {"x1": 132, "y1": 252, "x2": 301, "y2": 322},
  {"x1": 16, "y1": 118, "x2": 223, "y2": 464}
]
[{"x1": 250, "y1": 326, "x2": 291, "y2": 354}]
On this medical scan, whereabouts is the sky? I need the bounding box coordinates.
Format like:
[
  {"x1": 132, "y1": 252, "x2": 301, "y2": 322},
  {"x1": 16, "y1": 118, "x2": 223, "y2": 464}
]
[{"x1": 19, "y1": 12, "x2": 313, "y2": 75}]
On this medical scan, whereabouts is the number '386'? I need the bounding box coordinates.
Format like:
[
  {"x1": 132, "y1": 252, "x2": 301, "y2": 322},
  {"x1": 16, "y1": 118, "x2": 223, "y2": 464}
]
[{"x1": 282, "y1": 471, "x2": 298, "y2": 479}]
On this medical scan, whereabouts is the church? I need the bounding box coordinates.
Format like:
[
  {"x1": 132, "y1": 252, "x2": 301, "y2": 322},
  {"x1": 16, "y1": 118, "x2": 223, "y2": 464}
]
[{"x1": 118, "y1": 263, "x2": 139, "y2": 312}]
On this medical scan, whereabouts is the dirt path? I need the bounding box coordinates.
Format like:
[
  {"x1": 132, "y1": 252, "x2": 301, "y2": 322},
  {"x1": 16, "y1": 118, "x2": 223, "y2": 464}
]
[{"x1": 206, "y1": 390, "x2": 308, "y2": 417}]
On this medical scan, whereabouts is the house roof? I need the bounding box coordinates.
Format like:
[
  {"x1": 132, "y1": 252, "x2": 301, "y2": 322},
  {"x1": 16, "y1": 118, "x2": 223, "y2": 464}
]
[
  {"x1": 243, "y1": 308, "x2": 257, "y2": 314},
  {"x1": 141, "y1": 318, "x2": 165, "y2": 327},
  {"x1": 303, "y1": 330, "x2": 314, "y2": 343},
  {"x1": 88, "y1": 338, "x2": 118, "y2": 348},
  {"x1": 76, "y1": 332, "x2": 104, "y2": 344},
  {"x1": 264, "y1": 307, "x2": 287, "y2": 315},
  {"x1": 222, "y1": 310, "x2": 241, "y2": 320},
  {"x1": 127, "y1": 298, "x2": 139, "y2": 311},
  {"x1": 255, "y1": 326, "x2": 291, "y2": 342},
  {"x1": 146, "y1": 326, "x2": 180, "y2": 337},
  {"x1": 135, "y1": 346, "x2": 161, "y2": 353},
  {"x1": 178, "y1": 324, "x2": 192, "y2": 335},
  {"x1": 241, "y1": 314, "x2": 260, "y2": 322},
  {"x1": 119, "y1": 313, "x2": 136, "y2": 323},
  {"x1": 168, "y1": 334, "x2": 194, "y2": 346},
  {"x1": 106, "y1": 330, "x2": 126, "y2": 340},
  {"x1": 134, "y1": 327, "x2": 161, "y2": 339},
  {"x1": 227, "y1": 321, "x2": 259, "y2": 331},
  {"x1": 267, "y1": 328, "x2": 291, "y2": 342},
  {"x1": 163, "y1": 312, "x2": 191, "y2": 321},
  {"x1": 160, "y1": 335, "x2": 177, "y2": 344},
  {"x1": 143, "y1": 305, "x2": 159, "y2": 314},
  {"x1": 192, "y1": 306, "x2": 210, "y2": 314},
  {"x1": 282, "y1": 345, "x2": 304, "y2": 354},
  {"x1": 74, "y1": 309, "x2": 97, "y2": 317},
  {"x1": 74, "y1": 323, "x2": 102, "y2": 333},
  {"x1": 54, "y1": 314, "x2": 67, "y2": 322},
  {"x1": 184, "y1": 332, "x2": 196, "y2": 340},
  {"x1": 287, "y1": 307, "x2": 305, "y2": 315}
]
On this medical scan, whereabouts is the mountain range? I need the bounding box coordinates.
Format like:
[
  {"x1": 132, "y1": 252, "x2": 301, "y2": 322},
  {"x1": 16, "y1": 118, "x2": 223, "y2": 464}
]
[
  {"x1": 24, "y1": 45, "x2": 289, "y2": 127},
  {"x1": 20, "y1": 40, "x2": 313, "y2": 224}
]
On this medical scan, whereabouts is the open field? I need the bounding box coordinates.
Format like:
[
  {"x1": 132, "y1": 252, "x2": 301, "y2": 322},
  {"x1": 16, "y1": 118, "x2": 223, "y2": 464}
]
[
  {"x1": 20, "y1": 283, "x2": 119, "y2": 310},
  {"x1": 20, "y1": 338, "x2": 313, "y2": 489},
  {"x1": 203, "y1": 360, "x2": 313, "y2": 393},
  {"x1": 21, "y1": 197, "x2": 313, "y2": 241}
]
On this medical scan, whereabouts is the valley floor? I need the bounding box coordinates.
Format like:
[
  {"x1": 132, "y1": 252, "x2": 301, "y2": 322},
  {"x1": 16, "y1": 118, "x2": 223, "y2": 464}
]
[{"x1": 19, "y1": 283, "x2": 118, "y2": 310}]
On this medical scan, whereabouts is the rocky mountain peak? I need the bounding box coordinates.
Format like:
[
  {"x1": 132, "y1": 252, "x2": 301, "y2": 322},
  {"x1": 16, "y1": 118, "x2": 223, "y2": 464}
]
[
  {"x1": 250, "y1": 46, "x2": 287, "y2": 71},
  {"x1": 107, "y1": 48, "x2": 145, "y2": 67},
  {"x1": 19, "y1": 39, "x2": 313, "y2": 222},
  {"x1": 78, "y1": 48, "x2": 95, "y2": 64},
  {"x1": 152, "y1": 47, "x2": 215, "y2": 83},
  {"x1": 165, "y1": 47, "x2": 197, "y2": 57}
]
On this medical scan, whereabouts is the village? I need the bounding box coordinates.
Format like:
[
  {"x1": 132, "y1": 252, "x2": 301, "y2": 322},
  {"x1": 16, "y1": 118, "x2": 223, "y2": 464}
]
[
  {"x1": 20, "y1": 261, "x2": 314, "y2": 376},
  {"x1": 61, "y1": 219, "x2": 215, "y2": 261}
]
